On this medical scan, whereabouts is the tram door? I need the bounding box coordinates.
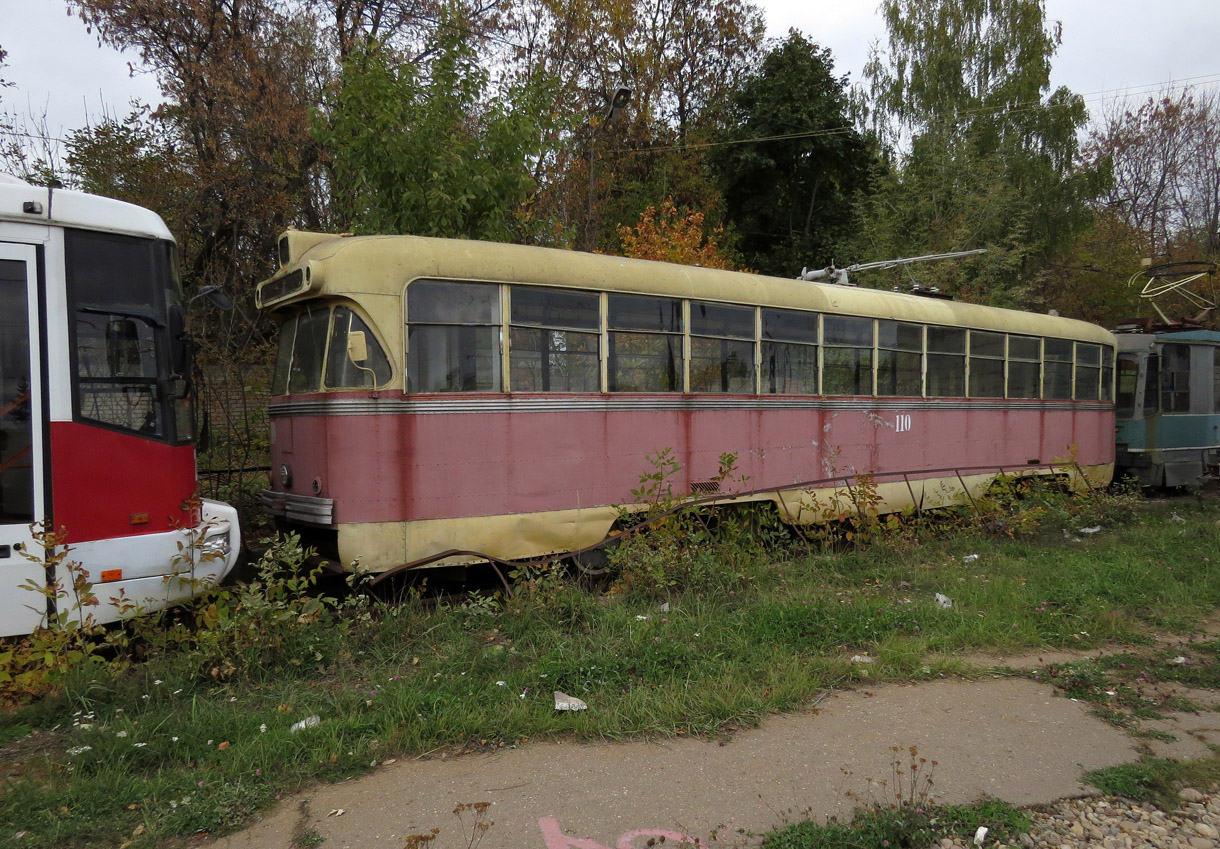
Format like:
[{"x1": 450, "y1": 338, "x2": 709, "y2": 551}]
[{"x1": 0, "y1": 243, "x2": 48, "y2": 636}]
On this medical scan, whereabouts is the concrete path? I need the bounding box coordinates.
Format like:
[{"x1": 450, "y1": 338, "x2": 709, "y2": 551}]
[{"x1": 216, "y1": 677, "x2": 1141, "y2": 849}]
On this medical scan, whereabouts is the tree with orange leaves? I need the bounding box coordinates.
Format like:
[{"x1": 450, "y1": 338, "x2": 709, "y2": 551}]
[{"x1": 616, "y1": 198, "x2": 741, "y2": 271}]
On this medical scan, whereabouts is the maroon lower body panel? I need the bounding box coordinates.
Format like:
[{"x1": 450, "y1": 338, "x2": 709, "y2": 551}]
[{"x1": 268, "y1": 395, "x2": 1115, "y2": 526}]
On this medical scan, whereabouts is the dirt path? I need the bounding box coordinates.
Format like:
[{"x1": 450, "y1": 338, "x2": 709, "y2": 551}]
[{"x1": 215, "y1": 676, "x2": 1147, "y2": 849}]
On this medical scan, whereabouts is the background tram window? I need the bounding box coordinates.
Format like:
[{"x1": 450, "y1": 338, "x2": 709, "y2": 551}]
[
  {"x1": 1144, "y1": 354, "x2": 1160, "y2": 415},
  {"x1": 407, "y1": 281, "x2": 502, "y2": 393},
  {"x1": 1116, "y1": 355, "x2": 1138, "y2": 417},
  {"x1": 877, "y1": 321, "x2": 922, "y2": 396},
  {"x1": 608, "y1": 294, "x2": 682, "y2": 392},
  {"x1": 509, "y1": 287, "x2": 600, "y2": 392},
  {"x1": 1007, "y1": 335, "x2": 1041, "y2": 399},
  {"x1": 822, "y1": 316, "x2": 873, "y2": 395},
  {"x1": 1160, "y1": 344, "x2": 1191, "y2": 412},
  {"x1": 690, "y1": 302, "x2": 754, "y2": 393},
  {"x1": 926, "y1": 327, "x2": 966, "y2": 397},
  {"x1": 325, "y1": 307, "x2": 392, "y2": 389},
  {"x1": 762, "y1": 309, "x2": 818, "y2": 394},
  {"x1": 1074, "y1": 343, "x2": 1101, "y2": 401},
  {"x1": 968, "y1": 331, "x2": 1005, "y2": 398},
  {"x1": 1214, "y1": 350, "x2": 1220, "y2": 413},
  {"x1": 1043, "y1": 338, "x2": 1073, "y2": 399}
]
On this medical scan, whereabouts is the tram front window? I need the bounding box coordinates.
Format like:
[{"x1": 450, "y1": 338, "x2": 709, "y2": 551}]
[
  {"x1": 272, "y1": 307, "x2": 331, "y2": 395},
  {"x1": 65, "y1": 230, "x2": 190, "y2": 443}
]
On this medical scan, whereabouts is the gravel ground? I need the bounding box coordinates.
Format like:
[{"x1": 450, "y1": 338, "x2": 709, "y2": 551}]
[{"x1": 937, "y1": 789, "x2": 1220, "y2": 849}]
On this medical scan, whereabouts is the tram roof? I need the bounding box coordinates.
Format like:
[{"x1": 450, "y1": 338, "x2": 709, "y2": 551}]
[
  {"x1": 264, "y1": 232, "x2": 1115, "y2": 344},
  {"x1": 0, "y1": 174, "x2": 173, "y2": 241}
]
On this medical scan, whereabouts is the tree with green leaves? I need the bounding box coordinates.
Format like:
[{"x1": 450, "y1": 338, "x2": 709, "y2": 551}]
[
  {"x1": 313, "y1": 22, "x2": 541, "y2": 241},
  {"x1": 856, "y1": 0, "x2": 1104, "y2": 306},
  {"x1": 715, "y1": 32, "x2": 873, "y2": 277}
]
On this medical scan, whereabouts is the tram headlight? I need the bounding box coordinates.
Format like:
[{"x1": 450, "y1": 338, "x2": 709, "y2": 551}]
[
  {"x1": 279, "y1": 462, "x2": 293, "y2": 489},
  {"x1": 199, "y1": 526, "x2": 233, "y2": 560}
]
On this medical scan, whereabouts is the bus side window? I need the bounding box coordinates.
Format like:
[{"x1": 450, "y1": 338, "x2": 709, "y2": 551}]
[{"x1": 326, "y1": 307, "x2": 392, "y2": 389}]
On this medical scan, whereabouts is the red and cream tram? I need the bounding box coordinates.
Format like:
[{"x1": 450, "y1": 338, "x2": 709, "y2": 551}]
[
  {"x1": 256, "y1": 231, "x2": 1116, "y2": 573},
  {"x1": 0, "y1": 175, "x2": 239, "y2": 636}
]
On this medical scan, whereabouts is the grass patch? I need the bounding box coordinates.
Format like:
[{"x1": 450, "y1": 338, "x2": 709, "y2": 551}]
[
  {"x1": 1082, "y1": 754, "x2": 1220, "y2": 810},
  {"x1": 762, "y1": 797, "x2": 1031, "y2": 849},
  {"x1": 2, "y1": 482, "x2": 1220, "y2": 847}
]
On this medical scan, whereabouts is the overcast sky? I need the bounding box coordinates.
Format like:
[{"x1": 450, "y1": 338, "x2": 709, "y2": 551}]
[{"x1": 3, "y1": 0, "x2": 1219, "y2": 143}]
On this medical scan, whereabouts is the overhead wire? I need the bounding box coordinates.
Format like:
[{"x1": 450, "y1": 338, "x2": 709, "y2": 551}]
[
  {"x1": 612, "y1": 70, "x2": 1220, "y2": 158},
  {"x1": 4, "y1": 57, "x2": 1218, "y2": 154}
]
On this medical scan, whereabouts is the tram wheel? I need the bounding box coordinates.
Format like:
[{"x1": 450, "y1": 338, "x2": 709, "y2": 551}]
[{"x1": 570, "y1": 545, "x2": 614, "y2": 576}]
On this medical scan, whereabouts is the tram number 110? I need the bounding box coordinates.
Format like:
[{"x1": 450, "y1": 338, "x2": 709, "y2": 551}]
[{"x1": 895, "y1": 413, "x2": 912, "y2": 433}]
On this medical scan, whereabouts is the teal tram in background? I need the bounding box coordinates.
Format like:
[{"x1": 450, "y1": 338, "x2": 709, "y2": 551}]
[{"x1": 1115, "y1": 328, "x2": 1220, "y2": 486}]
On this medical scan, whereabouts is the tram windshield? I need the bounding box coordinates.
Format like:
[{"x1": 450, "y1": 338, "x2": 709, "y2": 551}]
[
  {"x1": 272, "y1": 304, "x2": 392, "y2": 395},
  {"x1": 65, "y1": 229, "x2": 193, "y2": 443}
]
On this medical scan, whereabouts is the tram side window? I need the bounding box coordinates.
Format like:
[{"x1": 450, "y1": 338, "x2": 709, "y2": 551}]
[
  {"x1": 822, "y1": 317, "x2": 873, "y2": 395},
  {"x1": 969, "y1": 331, "x2": 1005, "y2": 398},
  {"x1": 608, "y1": 294, "x2": 682, "y2": 392},
  {"x1": 877, "y1": 321, "x2": 922, "y2": 396},
  {"x1": 326, "y1": 307, "x2": 392, "y2": 389},
  {"x1": 1116, "y1": 355, "x2": 1139, "y2": 418},
  {"x1": 407, "y1": 281, "x2": 501, "y2": 393},
  {"x1": 926, "y1": 327, "x2": 966, "y2": 397},
  {"x1": 510, "y1": 287, "x2": 600, "y2": 392},
  {"x1": 1043, "y1": 339, "x2": 1073, "y2": 399},
  {"x1": 1161, "y1": 344, "x2": 1191, "y2": 412},
  {"x1": 1144, "y1": 354, "x2": 1160, "y2": 415},
  {"x1": 1007, "y1": 336, "x2": 1041, "y2": 399},
  {"x1": 1075, "y1": 343, "x2": 1101, "y2": 400},
  {"x1": 1101, "y1": 346, "x2": 1115, "y2": 402},
  {"x1": 1214, "y1": 350, "x2": 1220, "y2": 413},
  {"x1": 66, "y1": 230, "x2": 171, "y2": 440},
  {"x1": 690, "y1": 302, "x2": 754, "y2": 393},
  {"x1": 762, "y1": 309, "x2": 818, "y2": 394}
]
